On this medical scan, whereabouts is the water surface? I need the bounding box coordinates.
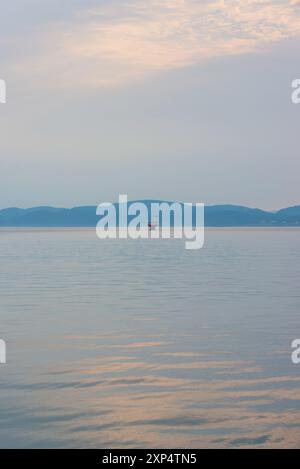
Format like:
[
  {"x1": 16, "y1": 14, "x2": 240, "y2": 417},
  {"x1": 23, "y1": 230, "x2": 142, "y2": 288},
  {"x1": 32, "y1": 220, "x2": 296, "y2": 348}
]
[{"x1": 0, "y1": 228, "x2": 299, "y2": 448}]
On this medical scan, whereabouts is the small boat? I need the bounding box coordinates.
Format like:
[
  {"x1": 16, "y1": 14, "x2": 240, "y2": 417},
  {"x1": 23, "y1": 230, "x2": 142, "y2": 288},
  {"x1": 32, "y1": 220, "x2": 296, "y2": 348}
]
[{"x1": 148, "y1": 221, "x2": 157, "y2": 231}]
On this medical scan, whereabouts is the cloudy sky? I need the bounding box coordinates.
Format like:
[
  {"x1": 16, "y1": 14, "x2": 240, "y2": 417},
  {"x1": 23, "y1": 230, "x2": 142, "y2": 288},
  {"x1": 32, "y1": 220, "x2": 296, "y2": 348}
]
[{"x1": 0, "y1": 0, "x2": 300, "y2": 209}]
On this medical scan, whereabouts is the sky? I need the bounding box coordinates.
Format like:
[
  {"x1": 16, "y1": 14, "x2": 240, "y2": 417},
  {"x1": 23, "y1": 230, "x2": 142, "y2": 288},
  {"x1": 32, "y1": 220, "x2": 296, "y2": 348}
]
[{"x1": 0, "y1": 0, "x2": 300, "y2": 209}]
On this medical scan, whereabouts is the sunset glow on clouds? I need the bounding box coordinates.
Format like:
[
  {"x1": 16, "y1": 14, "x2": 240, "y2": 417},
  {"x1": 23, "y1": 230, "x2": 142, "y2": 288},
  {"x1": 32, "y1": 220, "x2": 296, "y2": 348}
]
[{"x1": 7, "y1": 0, "x2": 300, "y2": 88}]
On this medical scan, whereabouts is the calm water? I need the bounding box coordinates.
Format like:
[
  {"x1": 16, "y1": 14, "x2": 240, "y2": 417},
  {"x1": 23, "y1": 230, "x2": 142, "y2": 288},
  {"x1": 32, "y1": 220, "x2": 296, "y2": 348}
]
[{"x1": 0, "y1": 228, "x2": 299, "y2": 448}]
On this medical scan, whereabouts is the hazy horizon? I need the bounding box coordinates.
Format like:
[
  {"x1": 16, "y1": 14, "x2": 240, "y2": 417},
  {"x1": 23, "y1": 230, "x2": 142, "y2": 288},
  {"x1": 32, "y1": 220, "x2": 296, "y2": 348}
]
[{"x1": 1, "y1": 200, "x2": 300, "y2": 212}]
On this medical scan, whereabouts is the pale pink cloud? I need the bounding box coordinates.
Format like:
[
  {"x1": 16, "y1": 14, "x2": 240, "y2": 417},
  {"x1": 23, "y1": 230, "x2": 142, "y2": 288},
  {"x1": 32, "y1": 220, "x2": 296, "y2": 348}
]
[{"x1": 7, "y1": 0, "x2": 300, "y2": 88}]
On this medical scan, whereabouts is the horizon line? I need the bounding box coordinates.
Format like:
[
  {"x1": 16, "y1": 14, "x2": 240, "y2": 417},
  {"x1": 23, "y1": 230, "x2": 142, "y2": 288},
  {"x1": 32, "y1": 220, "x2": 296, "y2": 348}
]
[{"x1": 1, "y1": 201, "x2": 300, "y2": 213}]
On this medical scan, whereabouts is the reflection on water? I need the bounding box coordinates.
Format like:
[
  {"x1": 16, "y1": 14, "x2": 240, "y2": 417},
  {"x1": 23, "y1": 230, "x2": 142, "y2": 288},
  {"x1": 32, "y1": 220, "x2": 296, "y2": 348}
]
[{"x1": 0, "y1": 228, "x2": 299, "y2": 448}]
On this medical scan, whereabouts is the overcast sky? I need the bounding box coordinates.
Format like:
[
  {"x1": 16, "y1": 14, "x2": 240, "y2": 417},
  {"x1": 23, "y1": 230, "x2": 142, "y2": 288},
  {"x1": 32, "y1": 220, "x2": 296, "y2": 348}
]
[{"x1": 0, "y1": 0, "x2": 300, "y2": 209}]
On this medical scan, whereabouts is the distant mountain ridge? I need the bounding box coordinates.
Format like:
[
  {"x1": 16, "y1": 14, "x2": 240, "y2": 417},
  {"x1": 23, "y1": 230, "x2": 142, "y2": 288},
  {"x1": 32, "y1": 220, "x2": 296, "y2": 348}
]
[{"x1": 0, "y1": 203, "x2": 300, "y2": 227}]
